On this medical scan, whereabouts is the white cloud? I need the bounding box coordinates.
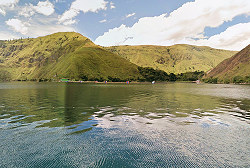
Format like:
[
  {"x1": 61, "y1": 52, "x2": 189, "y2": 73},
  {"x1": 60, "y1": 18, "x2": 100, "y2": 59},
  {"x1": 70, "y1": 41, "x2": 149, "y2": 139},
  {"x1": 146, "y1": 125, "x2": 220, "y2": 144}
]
[
  {"x1": 27, "y1": 23, "x2": 76, "y2": 37},
  {"x1": 34, "y1": 0, "x2": 55, "y2": 16},
  {"x1": 110, "y1": 2, "x2": 115, "y2": 9},
  {"x1": 0, "y1": 0, "x2": 19, "y2": 6},
  {"x1": 95, "y1": 0, "x2": 250, "y2": 50},
  {"x1": 63, "y1": 19, "x2": 77, "y2": 25},
  {"x1": 5, "y1": 15, "x2": 76, "y2": 37},
  {"x1": 193, "y1": 23, "x2": 250, "y2": 50},
  {"x1": 0, "y1": 8, "x2": 6, "y2": 15},
  {"x1": 0, "y1": 0, "x2": 19, "y2": 15},
  {"x1": 59, "y1": 0, "x2": 108, "y2": 25},
  {"x1": 59, "y1": 8, "x2": 79, "y2": 24},
  {"x1": 0, "y1": 31, "x2": 19, "y2": 40},
  {"x1": 5, "y1": 19, "x2": 28, "y2": 35},
  {"x1": 19, "y1": 0, "x2": 54, "y2": 17},
  {"x1": 99, "y1": 19, "x2": 107, "y2": 23},
  {"x1": 126, "y1": 13, "x2": 135, "y2": 18},
  {"x1": 19, "y1": 4, "x2": 35, "y2": 17},
  {"x1": 3, "y1": 0, "x2": 75, "y2": 39}
]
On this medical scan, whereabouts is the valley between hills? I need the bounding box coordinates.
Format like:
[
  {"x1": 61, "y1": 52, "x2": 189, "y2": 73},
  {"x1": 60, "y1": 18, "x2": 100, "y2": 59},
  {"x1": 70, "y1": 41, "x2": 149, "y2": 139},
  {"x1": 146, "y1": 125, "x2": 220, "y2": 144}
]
[{"x1": 0, "y1": 32, "x2": 249, "y2": 83}]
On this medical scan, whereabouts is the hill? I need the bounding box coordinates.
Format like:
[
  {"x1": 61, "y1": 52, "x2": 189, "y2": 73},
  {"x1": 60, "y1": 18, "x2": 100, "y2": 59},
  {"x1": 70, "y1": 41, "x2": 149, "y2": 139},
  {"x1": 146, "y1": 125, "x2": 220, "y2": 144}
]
[
  {"x1": 104, "y1": 45, "x2": 237, "y2": 74},
  {"x1": 204, "y1": 44, "x2": 250, "y2": 83},
  {"x1": 0, "y1": 32, "x2": 141, "y2": 81}
]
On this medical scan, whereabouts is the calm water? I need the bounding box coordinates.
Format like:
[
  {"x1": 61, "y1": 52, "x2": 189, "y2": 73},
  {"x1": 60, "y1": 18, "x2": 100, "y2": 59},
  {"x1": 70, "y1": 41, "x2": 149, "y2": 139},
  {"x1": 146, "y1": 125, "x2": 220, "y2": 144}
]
[{"x1": 0, "y1": 82, "x2": 249, "y2": 168}]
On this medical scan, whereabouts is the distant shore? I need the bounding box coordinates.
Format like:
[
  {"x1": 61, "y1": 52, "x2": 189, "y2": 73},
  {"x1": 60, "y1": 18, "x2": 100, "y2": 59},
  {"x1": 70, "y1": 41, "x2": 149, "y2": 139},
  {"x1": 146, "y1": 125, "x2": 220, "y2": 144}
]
[
  {"x1": 0, "y1": 80, "x2": 249, "y2": 85},
  {"x1": 58, "y1": 80, "x2": 250, "y2": 85}
]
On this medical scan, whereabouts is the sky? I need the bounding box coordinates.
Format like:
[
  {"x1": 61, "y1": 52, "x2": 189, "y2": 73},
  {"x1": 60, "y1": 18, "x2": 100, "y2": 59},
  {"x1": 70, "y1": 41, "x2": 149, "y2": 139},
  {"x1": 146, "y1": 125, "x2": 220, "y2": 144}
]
[{"x1": 0, "y1": 0, "x2": 249, "y2": 50}]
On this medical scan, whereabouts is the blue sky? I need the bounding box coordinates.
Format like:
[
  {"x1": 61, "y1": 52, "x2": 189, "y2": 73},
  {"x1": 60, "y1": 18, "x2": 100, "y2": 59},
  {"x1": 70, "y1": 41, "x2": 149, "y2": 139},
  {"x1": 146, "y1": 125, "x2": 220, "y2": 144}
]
[{"x1": 0, "y1": 0, "x2": 249, "y2": 50}]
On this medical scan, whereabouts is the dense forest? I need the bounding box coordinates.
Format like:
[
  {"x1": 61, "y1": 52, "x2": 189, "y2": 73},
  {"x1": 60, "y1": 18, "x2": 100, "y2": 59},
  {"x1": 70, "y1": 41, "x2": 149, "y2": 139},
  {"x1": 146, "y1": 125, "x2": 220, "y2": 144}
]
[{"x1": 138, "y1": 67, "x2": 204, "y2": 82}]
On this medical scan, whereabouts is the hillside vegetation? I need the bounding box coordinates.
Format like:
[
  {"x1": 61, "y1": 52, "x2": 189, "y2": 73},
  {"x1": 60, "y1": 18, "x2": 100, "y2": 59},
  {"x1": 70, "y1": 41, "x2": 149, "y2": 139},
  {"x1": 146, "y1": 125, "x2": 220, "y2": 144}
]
[
  {"x1": 105, "y1": 45, "x2": 237, "y2": 74},
  {"x1": 0, "y1": 32, "x2": 241, "y2": 82},
  {"x1": 0, "y1": 32, "x2": 141, "y2": 81},
  {"x1": 204, "y1": 44, "x2": 250, "y2": 83}
]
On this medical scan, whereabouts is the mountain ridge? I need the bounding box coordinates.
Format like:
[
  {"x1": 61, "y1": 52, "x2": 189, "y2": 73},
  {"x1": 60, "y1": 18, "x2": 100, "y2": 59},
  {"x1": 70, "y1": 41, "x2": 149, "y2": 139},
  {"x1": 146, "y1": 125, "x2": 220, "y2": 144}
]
[
  {"x1": 204, "y1": 44, "x2": 250, "y2": 83},
  {"x1": 0, "y1": 32, "x2": 240, "y2": 81},
  {"x1": 0, "y1": 32, "x2": 141, "y2": 81},
  {"x1": 105, "y1": 44, "x2": 237, "y2": 74}
]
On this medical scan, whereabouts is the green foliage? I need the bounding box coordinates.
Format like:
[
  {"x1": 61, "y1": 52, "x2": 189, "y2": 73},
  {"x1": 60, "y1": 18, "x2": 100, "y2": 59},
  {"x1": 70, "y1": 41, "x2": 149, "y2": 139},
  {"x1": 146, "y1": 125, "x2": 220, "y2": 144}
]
[
  {"x1": 105, "y1": 45, "x2": 236, "y2": 74},
  {"x1": 0, "y1": 32, "x2": 141, "y2": 81},
  {"x1": 203, "y1": 77, "x2": 218, "y2": 84},
  {"x1": 245, "y1": 76, "x2": 250, "y2": 83},
  {"x1": 233, "y1": 76, "x2": 245, "y2": 84},
  {"x1": 223, "y1": 78, "x2": 231, "y2": 84},
  {"x1": 69, "y1": 47, "x2": 141, "y2": 81},
  {"x1": 176, "y1": 71, "x2": 205, "y2": 81},
  {"x1": 138, "y1": 67, "x2": 176, "y2": 82},
  {"x1": 79, "y1": 75, "x2": 88, "y2": 81},
  {"x1": 108, "y1": 76, "x2": 123, "y2": 82}
]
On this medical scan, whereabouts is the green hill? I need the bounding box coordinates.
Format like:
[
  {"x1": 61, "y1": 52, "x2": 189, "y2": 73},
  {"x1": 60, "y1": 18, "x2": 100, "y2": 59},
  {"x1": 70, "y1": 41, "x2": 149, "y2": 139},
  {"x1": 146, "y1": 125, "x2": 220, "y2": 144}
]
[
  {"x1": 204, "y1": 44, "x2": 250, "y2": 83},
  {"x1": 0, "y1": 32, "x2": 141, "y2": 81},
  {"x1": 105, "y1": 44, "x2": 237, "y2": 74}
]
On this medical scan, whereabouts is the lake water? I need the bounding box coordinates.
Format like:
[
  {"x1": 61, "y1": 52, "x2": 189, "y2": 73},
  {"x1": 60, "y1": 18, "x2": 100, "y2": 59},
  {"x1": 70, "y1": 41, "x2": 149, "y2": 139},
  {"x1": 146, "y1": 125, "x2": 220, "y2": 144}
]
[{"x1": 0, "y1": 82, "x2": 249, "y2": 167}]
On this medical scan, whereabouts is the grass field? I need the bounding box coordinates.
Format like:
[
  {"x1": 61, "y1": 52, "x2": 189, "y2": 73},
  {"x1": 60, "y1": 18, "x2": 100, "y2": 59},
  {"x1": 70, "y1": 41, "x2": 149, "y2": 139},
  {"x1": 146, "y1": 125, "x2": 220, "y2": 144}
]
[
  {"x1": 105, "y1": 44, "x2": 237, "y2": 74},
  {"x1": 0, "y1": 32, "x2": 141, "y2": 81}
]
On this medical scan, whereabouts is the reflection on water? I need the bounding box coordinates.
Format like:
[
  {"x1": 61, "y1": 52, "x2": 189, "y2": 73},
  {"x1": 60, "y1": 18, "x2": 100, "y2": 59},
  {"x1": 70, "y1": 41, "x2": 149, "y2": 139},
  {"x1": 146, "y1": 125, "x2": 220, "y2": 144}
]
[{"x1": 0, "y1": 82, "x2": 249, "y2": 167}]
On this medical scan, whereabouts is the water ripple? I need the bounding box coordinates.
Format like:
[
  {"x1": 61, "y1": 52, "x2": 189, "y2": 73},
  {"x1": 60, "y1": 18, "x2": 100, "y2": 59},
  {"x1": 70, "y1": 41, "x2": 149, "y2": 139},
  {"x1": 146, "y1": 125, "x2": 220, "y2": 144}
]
[{"x1": 0, "y1": 82, "x2": 249, "y2": 167}]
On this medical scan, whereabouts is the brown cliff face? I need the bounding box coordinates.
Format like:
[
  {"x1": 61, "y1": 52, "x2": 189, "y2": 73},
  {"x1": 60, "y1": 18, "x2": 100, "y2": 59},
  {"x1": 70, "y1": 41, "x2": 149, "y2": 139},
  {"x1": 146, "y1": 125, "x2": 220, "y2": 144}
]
[{"x1": 205, "y1": 44, "x2": 250, "y2": 82}]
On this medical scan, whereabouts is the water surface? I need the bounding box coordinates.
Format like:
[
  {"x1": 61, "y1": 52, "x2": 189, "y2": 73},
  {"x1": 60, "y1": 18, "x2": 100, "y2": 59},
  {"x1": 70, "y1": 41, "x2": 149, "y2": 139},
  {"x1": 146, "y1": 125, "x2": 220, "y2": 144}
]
[{"x1": 0, "y1": 82, "x2": 249, "y2": 167}]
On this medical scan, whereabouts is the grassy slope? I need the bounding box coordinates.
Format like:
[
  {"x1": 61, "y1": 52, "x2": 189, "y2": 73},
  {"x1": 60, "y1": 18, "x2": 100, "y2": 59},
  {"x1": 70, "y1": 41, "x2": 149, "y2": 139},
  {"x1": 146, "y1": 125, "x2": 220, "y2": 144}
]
[
  {"x1": 0, "y1": 32, "x2": 141, "y2": 81},
  {"x1": 205, "y1": 44, "x2": 250, "y2": 82},
  {"x1": 105, "y1": 44, "x2": 237, "y2": 74}
]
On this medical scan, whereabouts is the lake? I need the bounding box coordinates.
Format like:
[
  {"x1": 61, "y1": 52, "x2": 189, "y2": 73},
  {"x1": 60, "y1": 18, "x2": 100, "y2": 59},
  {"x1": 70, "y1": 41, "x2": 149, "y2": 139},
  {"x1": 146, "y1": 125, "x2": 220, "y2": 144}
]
[{"x1": 0, "y1": 82, "x2": 249, "y2": 167}]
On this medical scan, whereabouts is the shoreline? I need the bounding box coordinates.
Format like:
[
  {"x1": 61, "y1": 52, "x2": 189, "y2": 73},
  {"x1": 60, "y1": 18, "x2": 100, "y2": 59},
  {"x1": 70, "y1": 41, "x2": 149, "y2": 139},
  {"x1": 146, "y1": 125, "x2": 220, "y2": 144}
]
[{"x1": 1, "y1": 80, "x2": 249, "y2": 85}]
